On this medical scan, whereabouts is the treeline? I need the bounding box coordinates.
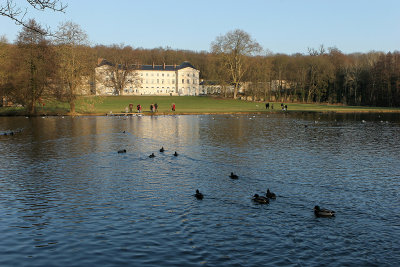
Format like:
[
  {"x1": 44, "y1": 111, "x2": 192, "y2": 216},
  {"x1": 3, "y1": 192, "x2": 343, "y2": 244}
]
[
  {"x1": 1, "y1": 23, "x2": 399, "y2": 115},
  {"x1": 244, "y1": 48, "x2": 400, "y2": 107}
]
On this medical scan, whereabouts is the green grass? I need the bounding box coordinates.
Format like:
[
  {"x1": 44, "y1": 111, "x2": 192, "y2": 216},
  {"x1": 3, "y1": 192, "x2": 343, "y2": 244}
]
[
  {"x1": 1, "y1": 96, "x2": 400, "y2": 116},
  {"x1": 88, "y1": 96, "x2": 268, "y2": 114}
]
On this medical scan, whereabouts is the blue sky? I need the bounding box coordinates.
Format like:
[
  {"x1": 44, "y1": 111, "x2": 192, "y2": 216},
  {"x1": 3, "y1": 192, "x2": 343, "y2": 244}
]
[{"x1": 0, "y1": 0, "x2": 399, "y2": 54}]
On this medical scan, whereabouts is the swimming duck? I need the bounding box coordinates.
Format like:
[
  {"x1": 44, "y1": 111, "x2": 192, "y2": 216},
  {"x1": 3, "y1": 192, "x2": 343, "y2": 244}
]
[
  {"x1": 118, "y1": 149, "x2": 126, "y2": 153},
  {"x1": 229, "y1": 172, "x2": 239, "y2": 179},
  {"x1": 149, "y1": 153, "x2": 155, "y2": 158},
  {"x1": 160, "y1": 147, "x2": 165, "y2": 152},
  {"x1": 266, "y1": 189, "x2": 276, "y2": 199},
  {"x1": 314, "y1": 205, "x2": 335, "y2": 217},
  {"x1": 253, "y1": 194, "x2": 269, "y2": 204},
  {"x1": 195, "y1": 189, "x2": 203, "y2": 200},
  {"x1": 173, "y1": 151, "x2": 178, "y2": 156}
]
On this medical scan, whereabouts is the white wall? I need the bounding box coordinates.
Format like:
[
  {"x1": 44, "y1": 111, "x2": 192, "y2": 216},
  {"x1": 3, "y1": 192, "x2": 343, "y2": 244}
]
[{"x1": 95, "y1": 65, "x2": 200, "y2": 96}]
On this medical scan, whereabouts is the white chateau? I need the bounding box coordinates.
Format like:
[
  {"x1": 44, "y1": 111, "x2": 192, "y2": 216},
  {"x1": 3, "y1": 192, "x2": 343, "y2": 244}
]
[{"x1": 95, "y1": 59, "x2": 200, "y2": 96}]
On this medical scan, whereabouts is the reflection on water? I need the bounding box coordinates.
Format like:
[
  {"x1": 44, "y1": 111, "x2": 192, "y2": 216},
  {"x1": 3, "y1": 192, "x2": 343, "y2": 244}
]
[{"x1": 0, "y1": 113, "x2": 399, "y2": 266}]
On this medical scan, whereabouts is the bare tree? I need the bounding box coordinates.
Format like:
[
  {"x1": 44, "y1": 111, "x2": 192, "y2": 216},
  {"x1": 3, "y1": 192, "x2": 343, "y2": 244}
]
[
  {"x1": 0, "y1": 0, "x2": 67, "y2": 35},
  {"x1": 7, "y1": 19, "x2": 56, "y2": 114},
  {"x1": 211, "y1": 29, "x2": 262, "y2": 99},
  {"x1": 0, "y1": 36, "x2": 10, "y2": 102},
  {"x1": 54, "y1": 21, "x2": 92, "y2": 113},
  {"x1": 97, "y1": 44, "x2": 140, "y2": 95}
]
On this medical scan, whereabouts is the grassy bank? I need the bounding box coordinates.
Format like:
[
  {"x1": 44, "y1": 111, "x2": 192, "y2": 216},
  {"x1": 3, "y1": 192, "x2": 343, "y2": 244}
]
[{"x1": 1, "y1": 96, "x2": 400, "y2": 116}]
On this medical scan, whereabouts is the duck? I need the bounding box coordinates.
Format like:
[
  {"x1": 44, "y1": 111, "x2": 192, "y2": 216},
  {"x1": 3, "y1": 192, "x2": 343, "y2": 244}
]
[
  {"x1": 194, "y1": 189, "x2": 203, "y2": 200},
  {"x1": 253, "y1": 194, "x2": 269, "y2": 204},
  {"x1": 160, "y1": 147, "x2": 165, "y2": 152},
  {"x1": 266, "y1": 189, "x2": 276, "y2": 199},
  {"x1": 173, "y1": 151, "x2": 178, "y2": 157},
  {"x1": 314, "y1": 205, "x2": 335, "y2": 217},
  {"x1": 149, "y1": 153, "x2": 155, "y2": 158},
  {"x1": 229, "y1": 172, "x2": 239, "y2": 179},
  {"x1": 117, "y1": 149, "x2": 126, "y2": 153}
]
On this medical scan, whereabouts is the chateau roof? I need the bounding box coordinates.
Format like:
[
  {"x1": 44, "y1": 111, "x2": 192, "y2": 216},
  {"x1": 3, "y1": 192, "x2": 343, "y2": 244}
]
[
  {"x1": 139, "y1": 61, "x2": 197, "y2": 71},
  {"x1": 97, "y1": 59, "x2": 197, "y2": 71},
  {"x1": 177, "y1": 61, "x2": 196, "y2": 70}
]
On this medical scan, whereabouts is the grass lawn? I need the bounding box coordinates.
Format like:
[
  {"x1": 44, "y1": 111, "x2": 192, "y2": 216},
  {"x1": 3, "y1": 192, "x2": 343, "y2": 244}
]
[{"x1": 1, "y1": 96, "x2": 400, "y2": 116}]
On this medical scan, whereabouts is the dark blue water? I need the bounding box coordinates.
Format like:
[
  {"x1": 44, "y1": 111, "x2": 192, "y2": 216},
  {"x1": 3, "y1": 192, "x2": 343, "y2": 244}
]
[{"x1": 1, "y1": 113, "x2": 399, "y2": 266}]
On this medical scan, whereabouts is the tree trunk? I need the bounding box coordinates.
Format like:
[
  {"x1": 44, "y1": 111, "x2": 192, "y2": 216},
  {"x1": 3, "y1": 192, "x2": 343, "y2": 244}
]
[
  {"x1": 29, "y1": 100, "x2": 35, "y2": 115},
  {"x1": 233, "y1": 83, "x2": 238, "y2": 99},
  {"x1": 69, "y1": 101, "x2": 75, "y2": 113}
]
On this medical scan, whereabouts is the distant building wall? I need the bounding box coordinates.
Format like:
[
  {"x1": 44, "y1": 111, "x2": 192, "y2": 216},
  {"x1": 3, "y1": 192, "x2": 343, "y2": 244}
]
[{"x1": 95, "y1": 60, "x2": 200, "y2": 96}]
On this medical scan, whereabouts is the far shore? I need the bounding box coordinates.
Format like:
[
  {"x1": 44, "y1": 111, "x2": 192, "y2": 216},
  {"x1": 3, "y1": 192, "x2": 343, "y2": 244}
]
[
  {"x1": 3, "y1": 109, "x2": 400, "y2": 117},
  {"x1": 1, "y1": 96, "x2": 400, "y2": 116}
]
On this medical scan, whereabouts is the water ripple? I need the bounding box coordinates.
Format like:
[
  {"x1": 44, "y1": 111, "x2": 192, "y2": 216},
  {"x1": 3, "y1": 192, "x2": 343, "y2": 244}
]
[{"x1": 0, "y1": 114, "x2": 399, "y2": 266}]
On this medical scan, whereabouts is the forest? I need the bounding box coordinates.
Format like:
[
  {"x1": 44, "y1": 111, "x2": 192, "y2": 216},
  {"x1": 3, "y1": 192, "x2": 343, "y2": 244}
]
[{"x1": 1, "y1": 21, "x2": 399, "y2": 115}]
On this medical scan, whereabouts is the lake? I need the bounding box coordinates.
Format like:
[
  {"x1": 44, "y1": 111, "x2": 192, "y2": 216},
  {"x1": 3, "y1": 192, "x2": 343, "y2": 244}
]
[{"x1": 0, "y1": 113, "x2": 399, "y2": 266}]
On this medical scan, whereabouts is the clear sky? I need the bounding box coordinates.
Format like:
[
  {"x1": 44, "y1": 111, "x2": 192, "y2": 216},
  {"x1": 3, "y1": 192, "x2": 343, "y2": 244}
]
[{"x1": 0, "y1": 0, "x2": 399, "y2": 54}]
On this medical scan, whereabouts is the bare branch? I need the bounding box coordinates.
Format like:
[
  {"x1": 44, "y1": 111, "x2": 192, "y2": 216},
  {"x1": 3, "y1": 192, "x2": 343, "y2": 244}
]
[{"x1": 0, "y1": 0, "x2": 67, "y2": 35}]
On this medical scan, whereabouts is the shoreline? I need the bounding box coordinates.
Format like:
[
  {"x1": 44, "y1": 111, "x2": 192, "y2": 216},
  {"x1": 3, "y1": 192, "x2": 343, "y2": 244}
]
[
  {"x1": 2, "y1": 96, "x2": 400, "y2": 117},
  {"x1": 2, "y1": 109, "x2": 400, "y2": 117}
]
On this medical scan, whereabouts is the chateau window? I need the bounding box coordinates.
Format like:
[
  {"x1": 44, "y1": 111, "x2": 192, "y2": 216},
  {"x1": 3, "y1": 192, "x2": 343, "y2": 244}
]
[
  {"x1": 162, "y1": 73, "x2": 164, "y2": 77},
  {"x1": 187, "y1": 79, "x2": 190, "y2": 84},
  {"x1": 146, "y1": 73, "x2": 148, "y2": 76},
  {"x1": 182, "y1": 79, "x2": 184, "y2": 84},
  {"x1": 162, "y1": 79, "x2": 164, "y2": 84},
  {"x1": 187, "y1": 73, "x2": 189, "y2": 77},
  {"x1": 157, "y1": 79, "x2": 159, "y2": 83},
  {"x1": 167, "y1": 74, "x2": 169, "y2": 77},
  {"x1": 157, "y1": 73, "x2": 159, "y2": 76}
]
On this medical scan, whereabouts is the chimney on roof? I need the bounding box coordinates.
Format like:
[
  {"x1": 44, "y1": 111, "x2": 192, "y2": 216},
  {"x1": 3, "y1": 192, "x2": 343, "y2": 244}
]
[
  {"x1": 152, "y1": 62, "x2": 155, "y2": 69},
  {"x1": 163, "y1": 62, "x2": 165, "y2": 70},
  {"x1": 174, "y1": 63, "x2": 176, "y2": 69}
]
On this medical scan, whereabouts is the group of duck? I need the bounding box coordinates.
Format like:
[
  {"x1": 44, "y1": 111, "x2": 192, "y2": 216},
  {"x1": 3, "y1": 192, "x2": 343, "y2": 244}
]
[
  {"x1": 195, "y1": 173, "x2": 335, "y2": 218},
  {"x1": 117, "y1": 146, "x2": 178, "y2": 157},
  {"x1": 117, "y1": 144, "x2": 335, "y2": 217},
  {"x1": 149, "y1": 147, "x2": 178, "y2": 158}
]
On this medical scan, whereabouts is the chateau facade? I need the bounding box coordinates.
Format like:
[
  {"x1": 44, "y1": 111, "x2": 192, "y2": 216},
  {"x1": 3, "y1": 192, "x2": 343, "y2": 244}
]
[{"x1": 95, "y1": 60, "x2": 200, "y2": 96}]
